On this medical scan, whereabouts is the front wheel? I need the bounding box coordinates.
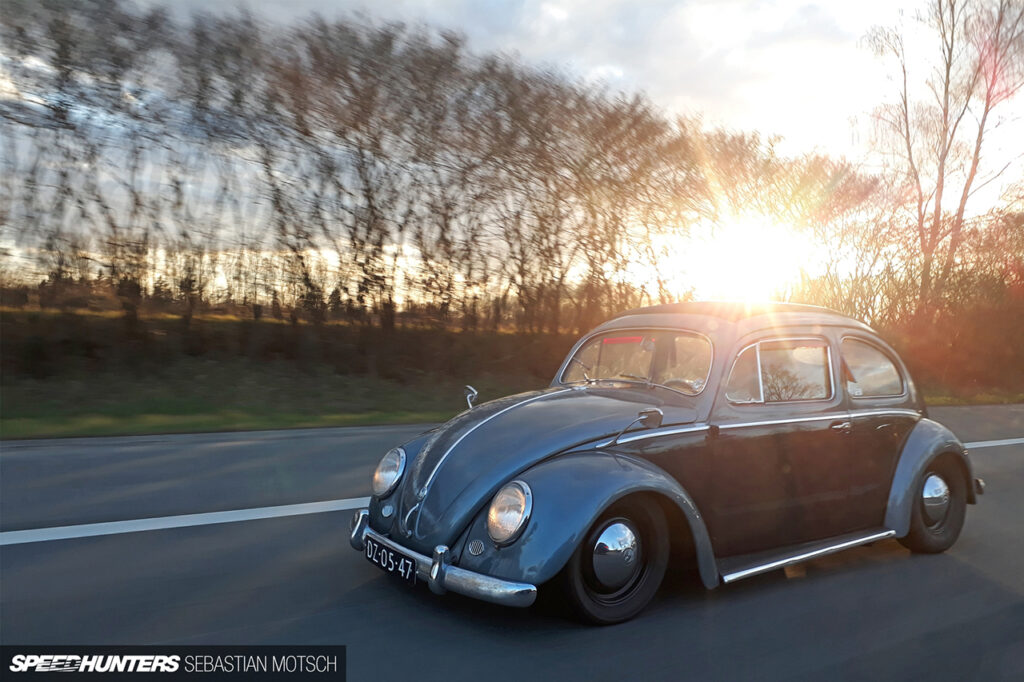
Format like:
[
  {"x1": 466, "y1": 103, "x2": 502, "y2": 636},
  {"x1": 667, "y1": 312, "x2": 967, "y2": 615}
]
[
  {"x1": 898, "y1": 457, "x2": 967, "y2": 554},
  {"x1": 562, "y1": 497, "x2": 669, "y2": 624}
]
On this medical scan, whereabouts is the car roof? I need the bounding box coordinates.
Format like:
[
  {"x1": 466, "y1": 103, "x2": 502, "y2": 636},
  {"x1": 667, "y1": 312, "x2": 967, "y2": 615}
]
[{"x1": 600, "y1": 301, "x2": 876, "y2": 336}]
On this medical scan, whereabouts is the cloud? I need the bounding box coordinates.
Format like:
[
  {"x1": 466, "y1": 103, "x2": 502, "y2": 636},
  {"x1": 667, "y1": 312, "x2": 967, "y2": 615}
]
[{"x1": 137, "y1": 0, "x2": 920, "y2": 154}]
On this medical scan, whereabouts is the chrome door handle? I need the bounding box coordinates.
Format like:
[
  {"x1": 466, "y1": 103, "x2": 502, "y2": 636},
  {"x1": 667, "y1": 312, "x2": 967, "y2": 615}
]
[{"x1": 831, "y1": 421, "x2": 852, "y2": 434}]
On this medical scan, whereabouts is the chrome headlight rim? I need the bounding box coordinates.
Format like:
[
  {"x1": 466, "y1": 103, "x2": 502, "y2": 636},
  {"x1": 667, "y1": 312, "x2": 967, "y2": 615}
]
[
  {"x1": 372, "y1": 447, "x2": 406, "y2": 498},
  {"x1": 486, "y1": 480, "x2": 533, "y2": 546}
]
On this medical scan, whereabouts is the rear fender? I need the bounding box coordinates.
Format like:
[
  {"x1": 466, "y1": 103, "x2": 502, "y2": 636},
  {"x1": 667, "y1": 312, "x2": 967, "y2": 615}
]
[
  {"x1": 884, "y1": 418, "x2": 975, "y2": 537},
  {"x1": 453, "y1": 451, "x2": 719, "y2": 589}
]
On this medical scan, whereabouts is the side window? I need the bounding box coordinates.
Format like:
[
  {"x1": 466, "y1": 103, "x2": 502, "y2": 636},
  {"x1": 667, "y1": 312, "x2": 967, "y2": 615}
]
[
  {"x1": 841, "y1": 338, "x2": 903, "y2": 397},
  {"x1": 760, "y1": 340, "x2": 831, "y2": 401},
  {"x1": 726, "y1": 338, "x2": 832, "y2": 404}
]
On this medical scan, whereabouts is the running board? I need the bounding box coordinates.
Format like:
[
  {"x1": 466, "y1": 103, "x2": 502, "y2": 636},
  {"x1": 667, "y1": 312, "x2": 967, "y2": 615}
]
[{"x1": 718, "y1": 529, "x2": 896, "y2": 584}]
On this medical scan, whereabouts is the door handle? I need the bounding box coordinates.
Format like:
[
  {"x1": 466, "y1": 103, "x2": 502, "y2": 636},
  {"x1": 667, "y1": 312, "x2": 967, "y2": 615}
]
[{"x1": 831, "y1": 421, "x2": 852, "y2": 434}]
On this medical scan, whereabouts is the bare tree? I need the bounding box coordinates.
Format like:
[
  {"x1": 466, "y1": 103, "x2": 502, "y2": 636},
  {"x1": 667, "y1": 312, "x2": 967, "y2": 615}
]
[{"x1": 869, "y1": 0, "x2": 1024, "y2": 316}]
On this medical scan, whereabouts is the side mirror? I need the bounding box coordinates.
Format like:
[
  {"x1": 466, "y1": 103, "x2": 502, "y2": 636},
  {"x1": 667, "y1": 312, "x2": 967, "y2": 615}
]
[
  {"x1": 637, "y1": 407, "x2": 663, "y2": 429},
  {"x1": 605, "y1": 407, "x2": 664, "y2": 447},
  {"x1": 464, "y1": 385, "x2": 479, "y2": 410}
]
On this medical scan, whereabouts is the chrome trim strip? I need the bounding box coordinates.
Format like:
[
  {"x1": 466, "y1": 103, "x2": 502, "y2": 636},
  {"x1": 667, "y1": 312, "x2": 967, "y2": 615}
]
[
  {"x1": 418, "y1": 389, "x2": 571, "y2": 499},
  {"x1": 721, "y1": 529, "x2": 896, "y2": 583},
  {"x1": 848, "y1": 408, "x2": 921, "y2": 419},
  {"x1": 720, "y1": 413, "x2": 846, "y2": 430},
  {"x1": 349, "y1": 510, "x2": 537, "y2": 607},
  {"x1": 719, "y1": 409, "x2": 921, "y2": 431},
  {"x1": 755, "y1": 342, "x2": 765, "y2": 403},
  {"x1": 612, "y1": 424, "x2": 711, "y2": 446}
]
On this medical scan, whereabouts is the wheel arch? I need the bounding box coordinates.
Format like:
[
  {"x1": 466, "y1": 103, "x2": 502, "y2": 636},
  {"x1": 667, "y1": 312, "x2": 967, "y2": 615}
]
[
  {"x1": 884, "y1": 418, "x2": 975, "y2": 537},
  {"x1": 453, "y1": 451, "x2": 720, "y2": 590}
]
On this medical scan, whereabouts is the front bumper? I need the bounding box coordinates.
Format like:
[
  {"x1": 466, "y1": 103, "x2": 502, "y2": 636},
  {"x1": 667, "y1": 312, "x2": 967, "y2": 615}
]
[{"x1": 348, "y1": 509, "x2": 537, "y2": 608}]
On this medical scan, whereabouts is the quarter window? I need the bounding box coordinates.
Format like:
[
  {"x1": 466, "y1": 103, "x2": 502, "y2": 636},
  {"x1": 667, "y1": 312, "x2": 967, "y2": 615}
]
[
  {"x1": 725, "y1": 339, "x2": 832, "y2": 403},
  {"x1": 724, "y1": 346, "x2": 760, "y2": 402},
  {"x1": 841, "y1": 338, "x2": 903, "y2": 397}
]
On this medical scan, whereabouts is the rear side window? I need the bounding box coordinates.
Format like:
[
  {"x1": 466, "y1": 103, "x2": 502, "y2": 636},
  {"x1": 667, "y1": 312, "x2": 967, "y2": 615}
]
[
  {"x1": 841, "y1": 338, "x2": 903, "y2": 397},
  {"x1": 726, "y1": 338, "x2": 832, "y2": 403}
]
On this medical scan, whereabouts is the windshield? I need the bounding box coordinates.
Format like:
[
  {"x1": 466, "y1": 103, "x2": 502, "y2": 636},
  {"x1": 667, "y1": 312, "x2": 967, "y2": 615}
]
[{"x1": 561, "y1": 330, "x2": 713, "y2": 396}]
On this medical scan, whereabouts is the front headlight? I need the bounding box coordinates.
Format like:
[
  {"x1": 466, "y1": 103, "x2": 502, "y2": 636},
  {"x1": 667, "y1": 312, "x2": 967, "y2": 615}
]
[
  {"x1": 372, "y1": 447, "x2": 406, "y2": 497},
  {"x1": 487, "y1": 481, "x2": 533, "y2": 545}
]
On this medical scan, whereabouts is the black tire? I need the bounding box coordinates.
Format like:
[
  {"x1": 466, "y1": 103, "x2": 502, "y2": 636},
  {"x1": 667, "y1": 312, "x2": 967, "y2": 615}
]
[
  {"x1": 898, "y1": 456, "x2": 967, "y2": 554},
  {"x1": 562, "y1": 497, "x2": 669, "y2": 625}
]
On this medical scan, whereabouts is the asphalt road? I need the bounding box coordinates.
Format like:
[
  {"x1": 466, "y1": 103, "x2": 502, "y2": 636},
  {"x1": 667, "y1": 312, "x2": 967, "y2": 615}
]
[{"x1": 2, "y1": 405, "x2": 1023, "y2": 681}]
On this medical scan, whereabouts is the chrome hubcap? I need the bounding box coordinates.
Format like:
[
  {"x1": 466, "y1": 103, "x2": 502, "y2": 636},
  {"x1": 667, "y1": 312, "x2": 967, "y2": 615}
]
[
  {"x1": 922, "y1": 474, "x2": 950, "y2": 526},
  {"x1": 592, "y1": 521, "x2": 641, "y2": 591}
]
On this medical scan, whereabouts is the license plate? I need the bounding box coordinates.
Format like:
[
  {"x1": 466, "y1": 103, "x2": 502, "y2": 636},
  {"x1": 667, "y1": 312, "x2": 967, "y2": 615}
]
[{"x1": 364, "y1": 536, "x2": 417, "y2": 585}]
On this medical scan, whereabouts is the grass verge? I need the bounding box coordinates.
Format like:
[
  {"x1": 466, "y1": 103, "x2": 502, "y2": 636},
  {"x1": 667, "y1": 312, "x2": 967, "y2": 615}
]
[
  {"x1": 0, "y1": 411, "x2": 456, "y2": 439},
  {"x1": 1, "y1": 358, "x2": 540, "y2": 439},
  {"x1": 2, "y1": 358, "x2": 1021, "y2": 440},
  {"x1": 921, "y1": 392, "x2": 1024, "y2": 406}
]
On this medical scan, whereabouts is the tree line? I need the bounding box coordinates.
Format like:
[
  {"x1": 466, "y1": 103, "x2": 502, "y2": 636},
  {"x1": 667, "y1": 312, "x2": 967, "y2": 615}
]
[{"x1": 0, "y1": 0, "x2": 1022, "y2": 338}]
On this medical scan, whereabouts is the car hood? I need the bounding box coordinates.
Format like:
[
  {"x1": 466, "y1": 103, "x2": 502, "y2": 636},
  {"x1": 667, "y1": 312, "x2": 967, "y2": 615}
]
[{"x1": 390, "y1": 384, "x2": 697, "y2": 552}]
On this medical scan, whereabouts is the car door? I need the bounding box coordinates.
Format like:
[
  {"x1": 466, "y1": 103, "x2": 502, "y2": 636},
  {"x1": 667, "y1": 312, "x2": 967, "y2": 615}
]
[
  {"x1": 708, "y1": 332, "x2": 850, "y2": 557},
  {"x1": 839, "y1": 334, "x2": 920, "y2": 530}
]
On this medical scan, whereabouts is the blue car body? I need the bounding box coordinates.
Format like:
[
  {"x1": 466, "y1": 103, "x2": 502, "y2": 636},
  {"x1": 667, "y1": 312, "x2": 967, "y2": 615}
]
[{"x1": 350, "y1": 302, "x2": 982, "y2": 612}]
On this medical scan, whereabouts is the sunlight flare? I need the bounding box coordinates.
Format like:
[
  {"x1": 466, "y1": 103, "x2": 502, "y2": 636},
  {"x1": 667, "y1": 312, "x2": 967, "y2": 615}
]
[
  {"x1": 629, "y1": 213, "x2": 819, "y2": 302},
  {"x1": 690, "y1": 214, "x2": 815, "y2": 301}
]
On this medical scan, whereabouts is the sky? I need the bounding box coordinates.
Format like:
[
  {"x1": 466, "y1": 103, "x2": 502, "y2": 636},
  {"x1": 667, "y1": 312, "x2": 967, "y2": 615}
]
[{"x1": 144, "y1": 0, "x2": 923, "y2": 158}]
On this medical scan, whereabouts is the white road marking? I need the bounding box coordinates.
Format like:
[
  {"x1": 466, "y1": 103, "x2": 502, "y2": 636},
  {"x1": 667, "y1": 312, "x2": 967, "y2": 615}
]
[
  {"x1": 0, "y1": 497, "x2": 370, "y2": 546},
  {"x1": 1, "y1": 436, "x2": 1020, "y2": 547},
  {"x1": 965, "y1": 438, "x2": 1024, "y2": 449}
]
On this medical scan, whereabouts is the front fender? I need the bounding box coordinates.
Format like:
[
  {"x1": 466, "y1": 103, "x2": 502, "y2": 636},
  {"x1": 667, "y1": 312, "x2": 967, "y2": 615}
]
[
  {"x1": 884, "y1": 418, "x2": 975, "y2": 537},
  {"x1": 453, "y1": 451, "x2": 719, "y2": 589}
]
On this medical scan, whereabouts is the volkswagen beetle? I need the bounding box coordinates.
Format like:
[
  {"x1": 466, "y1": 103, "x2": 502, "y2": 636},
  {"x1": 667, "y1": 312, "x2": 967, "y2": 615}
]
[{"x1": 349, "y1": 302, "x2": 984, "y2": 623}]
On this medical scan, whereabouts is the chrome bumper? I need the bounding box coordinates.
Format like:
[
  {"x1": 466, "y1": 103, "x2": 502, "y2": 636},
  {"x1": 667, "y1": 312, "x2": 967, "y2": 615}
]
[{"x1": 348, "y1": 509, "x2": 537, "y2": 608}]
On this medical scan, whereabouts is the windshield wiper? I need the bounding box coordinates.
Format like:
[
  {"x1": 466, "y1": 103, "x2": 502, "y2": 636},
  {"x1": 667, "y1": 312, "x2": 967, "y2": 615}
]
[
  {"x1": 569, "y1": 357, "x2": 593, "y2": 382},
  {"x1": 612, "y1": 374, "x2": 694, "y2": 398}
]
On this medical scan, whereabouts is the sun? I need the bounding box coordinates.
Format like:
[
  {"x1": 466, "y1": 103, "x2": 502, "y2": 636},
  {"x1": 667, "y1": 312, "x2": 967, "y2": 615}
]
[
  {"x1": 628, "y1": 213, "x2": 815, "y2": 303},
  {"x1": 689, "y1": 214, "x2": 813, "y2": 301}
]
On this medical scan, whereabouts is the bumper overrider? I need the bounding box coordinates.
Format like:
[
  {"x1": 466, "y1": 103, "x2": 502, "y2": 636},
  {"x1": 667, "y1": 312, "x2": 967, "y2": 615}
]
[{"x1": 349, "y1": 509, "x2": 537, "y2": 608}]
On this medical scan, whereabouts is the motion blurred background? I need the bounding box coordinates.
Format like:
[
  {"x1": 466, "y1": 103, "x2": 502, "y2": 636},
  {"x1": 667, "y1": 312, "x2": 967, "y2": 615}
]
[{"x1": 1, "y1": 0, "x2": 1022, "y2": 438}]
